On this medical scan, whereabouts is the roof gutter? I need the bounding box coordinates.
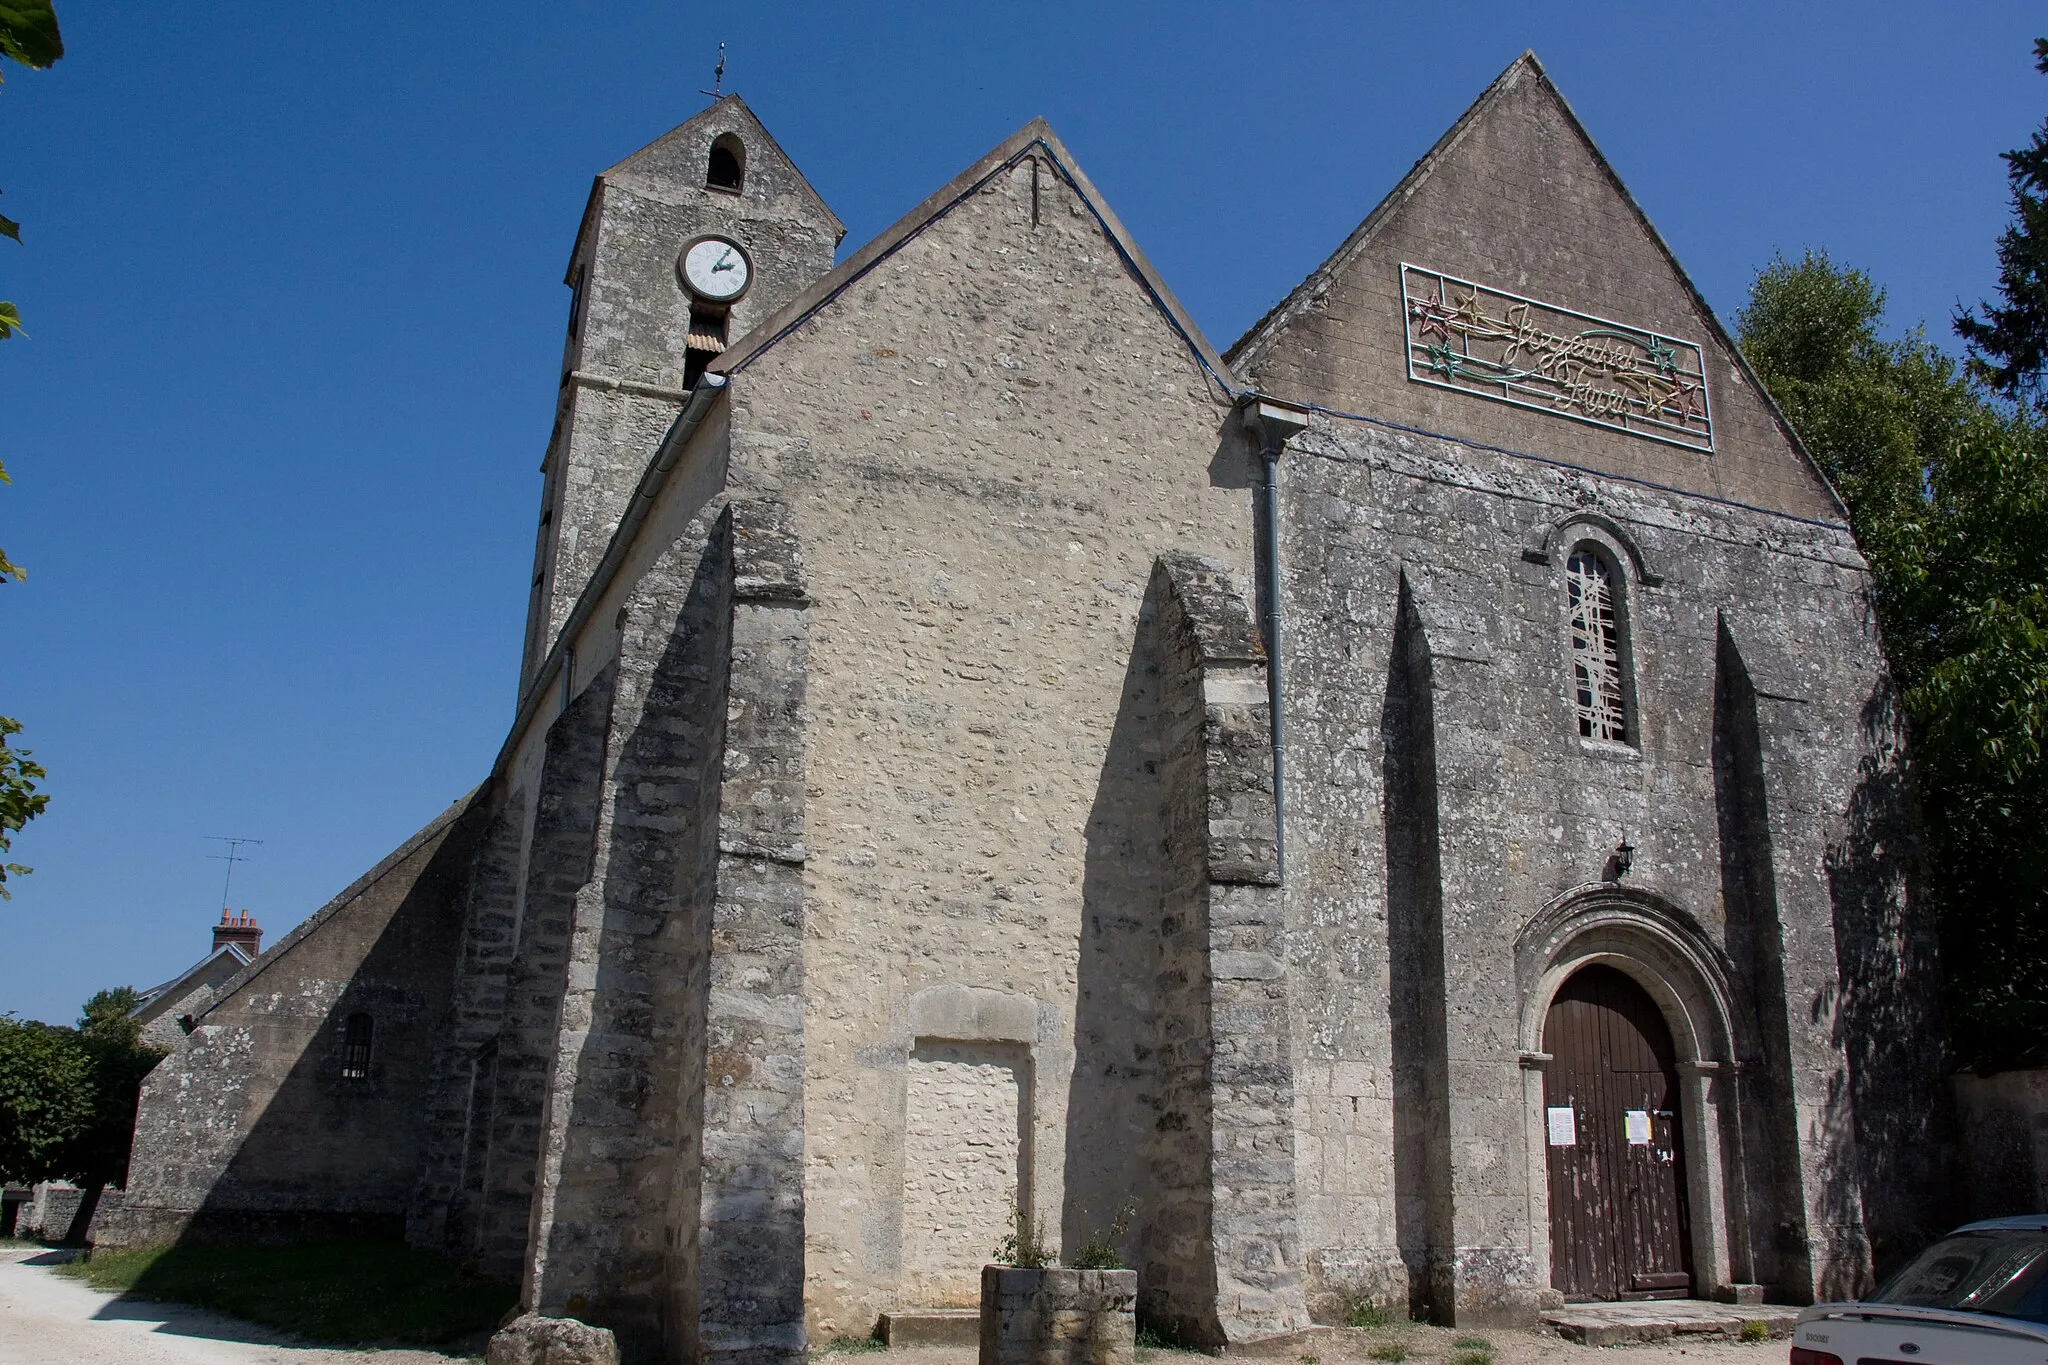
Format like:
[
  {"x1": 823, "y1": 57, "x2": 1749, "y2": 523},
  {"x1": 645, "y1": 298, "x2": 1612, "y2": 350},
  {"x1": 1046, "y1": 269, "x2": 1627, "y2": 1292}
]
[
  {"x1": 493, "y1": 373, "x2": 729, "y2": 778},
  {"x1": 1239, "y1": 394, "x2": 1310, "y2": 884}
]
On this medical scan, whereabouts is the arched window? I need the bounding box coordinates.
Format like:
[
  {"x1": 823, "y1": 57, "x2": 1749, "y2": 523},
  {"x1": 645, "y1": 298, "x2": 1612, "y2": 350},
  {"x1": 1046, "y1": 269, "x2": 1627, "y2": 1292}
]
[
  {"x1": 706, "y1": 134, "x2": 745, "y2": 192},
  {"x1": 341, "y1": 1012, "x2": 373, "y2": 1081},
  {"x1": 1566, "y1": 547, "x2": 1630, "y2": 743}
]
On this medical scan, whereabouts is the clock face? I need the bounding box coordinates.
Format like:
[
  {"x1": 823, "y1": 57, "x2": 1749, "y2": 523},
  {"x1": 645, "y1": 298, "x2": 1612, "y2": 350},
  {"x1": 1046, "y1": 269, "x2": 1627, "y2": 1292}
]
[{"x1": 680, "y1": 236, "x2": 751, "y2": 302}]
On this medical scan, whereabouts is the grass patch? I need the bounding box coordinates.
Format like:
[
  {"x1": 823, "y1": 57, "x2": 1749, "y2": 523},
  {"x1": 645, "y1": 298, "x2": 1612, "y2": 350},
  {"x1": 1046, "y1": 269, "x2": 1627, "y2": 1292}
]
[
  {"x1": 1450, "y1": 1337, "x2": 1494, "y2": 1365},
  {"x1": 1135, "y1": 1321, "x2": 1209, "y2": 1355},
  {"x1": 1367, "y1": 1341, "x2": 1409, "y2": 1363},
  {"x1": 1346, "y1": 1301, "x2": 1392, "y2": 1329},
  {"x1": 1739, "y1": 1320, "x2": 1772, "y2": 1343},
  {"x1": 822, "y1": 1336, "x2": 887, "y2": 1354},
  {"x1": 56, "y1": 1240, "x2": 515, "y2": 1347}
]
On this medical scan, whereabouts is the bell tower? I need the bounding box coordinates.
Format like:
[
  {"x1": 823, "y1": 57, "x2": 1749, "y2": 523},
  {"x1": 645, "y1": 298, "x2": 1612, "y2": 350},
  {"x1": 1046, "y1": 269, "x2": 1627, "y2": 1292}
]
[{"x1": 520, "y1": 96, "x2": 843, "y2": 688}]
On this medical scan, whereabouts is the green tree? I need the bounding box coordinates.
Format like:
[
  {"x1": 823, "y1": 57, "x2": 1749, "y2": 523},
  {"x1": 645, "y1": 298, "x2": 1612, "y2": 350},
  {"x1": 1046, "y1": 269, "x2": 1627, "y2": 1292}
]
[
  {"x1": 1739, "y1": 251, "x2": 2048, "y2": 1066},
  {"x1": 54, "y1": 989, "x2": 168, "y2": 1242},
  {"x1": 1957, "y1": 38, "x2": 2048, "y2": 410},
  {"x1": 0, "y1": 989, "x2": 168, "y2": 1243},
  {"x1": 0, "y1": 716, "x2": 47, "y2": 898},
  {"x1": 0, "y1": 1013, "x2": 91, "y2": 1188}
]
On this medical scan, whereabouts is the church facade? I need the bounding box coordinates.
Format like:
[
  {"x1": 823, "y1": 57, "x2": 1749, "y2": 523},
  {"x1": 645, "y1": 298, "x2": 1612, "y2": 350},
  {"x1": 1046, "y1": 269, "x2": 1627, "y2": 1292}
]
[{"x1": 106, "y1": 54, "x2": 1946, "y2": 1363}]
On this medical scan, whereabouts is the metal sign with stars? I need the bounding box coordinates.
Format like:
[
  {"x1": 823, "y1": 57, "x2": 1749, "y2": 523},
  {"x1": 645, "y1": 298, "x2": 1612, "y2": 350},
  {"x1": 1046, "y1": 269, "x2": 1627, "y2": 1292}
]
[{"x1": 1400, "y1": 263, "x2": 1713, "y2": 453}]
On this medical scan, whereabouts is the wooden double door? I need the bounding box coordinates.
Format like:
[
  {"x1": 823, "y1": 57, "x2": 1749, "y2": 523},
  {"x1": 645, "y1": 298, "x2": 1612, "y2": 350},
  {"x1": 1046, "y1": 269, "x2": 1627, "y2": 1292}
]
[{"x1": 1542, "y1": 964, "x2": 1694, "y2": 1301}]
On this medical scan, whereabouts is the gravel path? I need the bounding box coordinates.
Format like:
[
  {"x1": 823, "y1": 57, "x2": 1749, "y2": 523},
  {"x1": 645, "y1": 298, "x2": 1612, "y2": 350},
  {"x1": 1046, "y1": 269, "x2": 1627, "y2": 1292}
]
[
  {"x1": 2, "y1": 1241, "x2": 1793, "y2": 1365},
  {"x1": 0, "y1": 1246, "x2": 474, "y2": 1365},
  {"x1": 857, "y1": 1319, "x2": 1786, "y2": 1365}
]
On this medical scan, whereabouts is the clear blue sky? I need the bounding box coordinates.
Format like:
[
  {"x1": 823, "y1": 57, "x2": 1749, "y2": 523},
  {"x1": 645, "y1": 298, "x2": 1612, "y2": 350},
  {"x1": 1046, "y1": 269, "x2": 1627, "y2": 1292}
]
[{"x1": 1, "y1": 3, "x2": 2040, "y2": 1024}]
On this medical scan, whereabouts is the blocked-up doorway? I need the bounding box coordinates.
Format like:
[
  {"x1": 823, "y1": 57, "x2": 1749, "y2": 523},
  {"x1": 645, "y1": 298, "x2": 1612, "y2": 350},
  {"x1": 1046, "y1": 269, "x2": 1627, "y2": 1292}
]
[
  {"x1": 901, "y1": 1040, "x2": 1032, "y2": 1307},
  {"x1": 1543, "y1": 964, "x2": 1693, "y2": 1301}
]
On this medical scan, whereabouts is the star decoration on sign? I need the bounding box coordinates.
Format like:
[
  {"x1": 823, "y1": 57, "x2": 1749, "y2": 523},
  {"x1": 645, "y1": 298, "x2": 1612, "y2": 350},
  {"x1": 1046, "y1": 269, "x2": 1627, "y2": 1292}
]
[
  {"x1": 1422, "y1": 343, "x2": 1465, "y2": 380},
  {"x1": 1409, "y1": 282, "x2": 1458, "y2": 342},
  {"x1": 1658, "y1": 380, "x2": 1704, "y2": 421}
]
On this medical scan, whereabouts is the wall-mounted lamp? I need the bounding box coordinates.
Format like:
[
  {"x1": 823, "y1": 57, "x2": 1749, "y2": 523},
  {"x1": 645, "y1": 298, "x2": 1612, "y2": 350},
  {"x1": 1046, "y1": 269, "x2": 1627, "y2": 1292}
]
[{"x1": 1604, "y1": 832, "x2": 1636, "y2": 882}]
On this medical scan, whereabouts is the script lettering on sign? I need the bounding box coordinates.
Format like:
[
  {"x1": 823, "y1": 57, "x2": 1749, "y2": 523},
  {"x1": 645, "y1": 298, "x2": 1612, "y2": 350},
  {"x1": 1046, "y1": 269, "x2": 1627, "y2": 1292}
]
[{"x1": 1401, "y1": 264, "x2": 1714, "y2": 452}]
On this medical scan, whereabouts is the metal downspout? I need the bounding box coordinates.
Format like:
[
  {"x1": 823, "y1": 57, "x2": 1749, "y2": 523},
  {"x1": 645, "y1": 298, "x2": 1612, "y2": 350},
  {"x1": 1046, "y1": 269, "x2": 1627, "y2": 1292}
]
[{"x1": 1241, "y1": 397, "x2": 1310, "y2": 882}]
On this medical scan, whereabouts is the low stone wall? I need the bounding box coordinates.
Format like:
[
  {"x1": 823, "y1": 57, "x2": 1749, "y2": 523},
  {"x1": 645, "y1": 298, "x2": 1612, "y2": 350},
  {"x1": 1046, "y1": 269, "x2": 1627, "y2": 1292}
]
[
  {"x1": 1951, "y1": 1069, "x2": 2048, "y2": 1219},
  {"x1": 980, "y1": 1267, "x2": 1136, "y2": 1365},
  {"x1": 10, "y1": 1183, "x2": 126, "y2": 1242}
]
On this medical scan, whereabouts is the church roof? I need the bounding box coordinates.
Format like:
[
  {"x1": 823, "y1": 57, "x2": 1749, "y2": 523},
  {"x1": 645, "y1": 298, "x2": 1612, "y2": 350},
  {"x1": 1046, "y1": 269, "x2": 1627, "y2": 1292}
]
[{"x1": 711, "y1": 117, "x2": 1239, "y2": 397}]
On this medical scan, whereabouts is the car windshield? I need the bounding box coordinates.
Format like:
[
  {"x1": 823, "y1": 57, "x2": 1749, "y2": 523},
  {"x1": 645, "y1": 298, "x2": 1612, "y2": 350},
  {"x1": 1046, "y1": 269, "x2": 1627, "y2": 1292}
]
[{"x1": 1872, "y1": 1231, "x2": 2048, "y2": 1323}]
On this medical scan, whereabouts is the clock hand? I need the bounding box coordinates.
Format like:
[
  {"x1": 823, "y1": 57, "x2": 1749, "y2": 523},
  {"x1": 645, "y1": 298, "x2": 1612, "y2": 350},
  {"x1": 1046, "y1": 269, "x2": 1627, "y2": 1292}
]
[{"x1": 713, "y1": 248, "x2": 735, "y2": 272}]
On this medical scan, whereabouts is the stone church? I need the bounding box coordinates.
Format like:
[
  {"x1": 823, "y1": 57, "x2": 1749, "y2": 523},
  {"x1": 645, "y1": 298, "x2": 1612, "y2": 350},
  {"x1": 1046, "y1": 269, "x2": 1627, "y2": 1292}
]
[{"x1": 106, "y1": 52, "x2": 1945, "y2": 1363}]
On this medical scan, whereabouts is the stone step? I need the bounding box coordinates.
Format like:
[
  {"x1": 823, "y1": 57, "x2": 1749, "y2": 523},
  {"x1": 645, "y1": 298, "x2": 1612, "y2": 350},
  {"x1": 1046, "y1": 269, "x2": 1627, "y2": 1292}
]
[
  {"x1": 881, "y1": 1309, "x2": 981, "y2": 1348},
  {"x1": 1543, "y1": 1298, "x2": 1800, "y2": 1347}
]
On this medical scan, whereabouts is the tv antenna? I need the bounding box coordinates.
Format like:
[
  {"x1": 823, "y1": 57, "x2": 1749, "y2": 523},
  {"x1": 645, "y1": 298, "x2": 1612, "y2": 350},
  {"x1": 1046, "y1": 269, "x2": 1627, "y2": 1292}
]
[
  {"x1": 700, "y1": 43, "x2": 726, "y2": 99},
  {"x1": 206, "y1": 836, "x2": 263, "y2": 910}
]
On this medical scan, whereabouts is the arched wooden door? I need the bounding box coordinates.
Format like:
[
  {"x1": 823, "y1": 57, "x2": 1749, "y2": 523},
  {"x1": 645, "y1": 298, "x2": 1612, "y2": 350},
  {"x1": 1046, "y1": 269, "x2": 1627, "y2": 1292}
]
[{"x1": 1543, "y1": 964, "x2": 1693, "y2": 1301}]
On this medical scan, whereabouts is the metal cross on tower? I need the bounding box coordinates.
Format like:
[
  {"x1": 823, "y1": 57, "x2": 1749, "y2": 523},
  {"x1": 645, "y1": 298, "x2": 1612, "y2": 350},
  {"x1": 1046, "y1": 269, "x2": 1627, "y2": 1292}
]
[{"x1": 700, "y1": 43, "x2": 727, "y2": 99}]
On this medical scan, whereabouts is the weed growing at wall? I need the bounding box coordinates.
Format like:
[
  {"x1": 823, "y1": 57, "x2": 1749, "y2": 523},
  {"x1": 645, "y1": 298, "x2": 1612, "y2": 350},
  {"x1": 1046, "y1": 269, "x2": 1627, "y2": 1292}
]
[{"x1": 991, "y1": 1203, "x2": 1053, "y2": 1269}]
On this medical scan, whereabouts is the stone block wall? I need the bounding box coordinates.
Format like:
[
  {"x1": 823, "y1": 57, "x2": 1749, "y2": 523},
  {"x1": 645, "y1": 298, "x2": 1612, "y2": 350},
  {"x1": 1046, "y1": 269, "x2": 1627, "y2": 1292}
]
[
  {"x1": 411, "y1": 791, "x2": 527, "y2": 1257},
  {"x1": 481, "y1": 666, "x2": 619, "y2": 1281},
  {"x1": 102, "y1": 797, "x2": 483, "y2": 1249},
  {"x1": 1273, "y1": 413, "x2": 1939, "y2": 1315},
  {"x1": 716, "y1": 130, "x2": 1260, "y2": 1343},
  {"x1": 518, "y1": 514, "x2": 733, "y2": 1354},
  {"x1": 902, "y1": 1042, "x2": 1030, "y2": 1300},
  {"x1": 526, "y1": 99, "x2": 840, "y2": 679},
  {"x1": 691, "y1": 497, "x2": 813, "y2": 1365}
]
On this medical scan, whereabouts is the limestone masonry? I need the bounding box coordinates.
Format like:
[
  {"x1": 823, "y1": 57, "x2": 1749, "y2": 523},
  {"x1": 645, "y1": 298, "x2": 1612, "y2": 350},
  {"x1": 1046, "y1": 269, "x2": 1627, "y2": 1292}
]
[{"x1": 104, "y1": 55, "x2": 1949, "y2": 1365}]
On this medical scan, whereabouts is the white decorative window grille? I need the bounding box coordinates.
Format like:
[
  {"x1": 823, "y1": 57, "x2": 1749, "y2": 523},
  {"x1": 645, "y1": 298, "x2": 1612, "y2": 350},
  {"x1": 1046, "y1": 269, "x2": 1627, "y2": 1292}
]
[
  {"x1": 1567, "y1": 550, "x2": 1628, "y2": 742},
  {"x1": 341, "y1": 1011, "x2": 373, "y2": 1081}
]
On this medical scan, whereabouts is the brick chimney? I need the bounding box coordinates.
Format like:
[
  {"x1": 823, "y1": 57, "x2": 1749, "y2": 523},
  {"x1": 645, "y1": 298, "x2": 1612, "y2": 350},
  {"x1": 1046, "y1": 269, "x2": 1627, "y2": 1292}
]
[{"x1": 213, "y1": 909, "x2": 261, "y2": 957}]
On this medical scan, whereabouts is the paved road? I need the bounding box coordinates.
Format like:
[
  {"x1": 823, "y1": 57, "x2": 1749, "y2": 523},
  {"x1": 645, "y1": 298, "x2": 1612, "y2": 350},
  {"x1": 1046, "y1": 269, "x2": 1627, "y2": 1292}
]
[{"x1": 0, "y1": 1246, "x2": 470, "y2": 1365}]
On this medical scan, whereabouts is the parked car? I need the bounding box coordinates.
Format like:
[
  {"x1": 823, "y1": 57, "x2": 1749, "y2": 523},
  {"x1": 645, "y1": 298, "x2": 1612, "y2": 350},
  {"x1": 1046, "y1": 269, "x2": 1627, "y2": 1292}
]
[{"x1": 1793, "y1": 1217, "x2": 2048, "y2": 1365}]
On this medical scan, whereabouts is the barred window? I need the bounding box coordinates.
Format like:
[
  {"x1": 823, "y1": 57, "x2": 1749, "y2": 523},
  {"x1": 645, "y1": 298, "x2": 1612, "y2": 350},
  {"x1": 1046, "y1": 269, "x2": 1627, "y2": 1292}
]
[
  {"x1": 341, "y1": 1012, "x2": 373, "y2": 1082},
  {"x1": 1566, "y1": 549, "x2": 1629, "y2": 742}
]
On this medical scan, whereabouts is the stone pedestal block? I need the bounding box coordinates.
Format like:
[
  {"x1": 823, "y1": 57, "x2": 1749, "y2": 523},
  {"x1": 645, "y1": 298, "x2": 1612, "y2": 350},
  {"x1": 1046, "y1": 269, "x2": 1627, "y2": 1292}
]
[
  {"x1": 486, "y1": 1313, "x2": 619, "y2": 1365},
  {"x1": 979, "y1": 1266, "x2": 1137, "y2": 1365}
]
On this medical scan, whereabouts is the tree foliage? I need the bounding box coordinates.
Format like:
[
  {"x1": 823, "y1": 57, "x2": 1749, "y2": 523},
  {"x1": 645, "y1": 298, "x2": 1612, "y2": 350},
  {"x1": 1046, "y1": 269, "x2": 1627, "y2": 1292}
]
[
  {"x1": 1740, "y1": 250, "x2": 2048, "y2": 1067},
  {"x1": 0, "y1": 0, "x2": 58, "y2": 895},
  {"x1": 67, "y1": 989, "x2": 168, "y2": 1189},
  {"x1": 1957, "y1": 38, "x2": 2048, "y2": 410},
  {"x1": 0, "y1": 1012, "x2": 91, "y2": 1183},
  {"x1": 0, "y1": 715, "x2": 48, "y2": 897},
  {"x1": 0, "y1": 986, "x2": 169, "y2": 1241}
]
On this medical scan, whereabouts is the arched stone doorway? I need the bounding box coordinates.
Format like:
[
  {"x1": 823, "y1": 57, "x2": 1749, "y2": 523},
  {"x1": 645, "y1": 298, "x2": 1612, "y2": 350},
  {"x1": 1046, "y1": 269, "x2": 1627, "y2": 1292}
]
[
  {"x1": 1516, "y1": 885, "x2": 1746, "y2": 1302},
  {"x1": 1542, "y1": 964, "x2": 1693, "y2": 1300}
]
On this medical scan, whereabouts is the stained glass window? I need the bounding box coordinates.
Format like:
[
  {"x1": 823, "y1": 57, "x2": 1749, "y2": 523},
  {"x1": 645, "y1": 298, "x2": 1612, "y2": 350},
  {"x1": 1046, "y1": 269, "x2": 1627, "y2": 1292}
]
[{"x1": 1567, "y1": 550, "x2": 1628, "y2": 742}]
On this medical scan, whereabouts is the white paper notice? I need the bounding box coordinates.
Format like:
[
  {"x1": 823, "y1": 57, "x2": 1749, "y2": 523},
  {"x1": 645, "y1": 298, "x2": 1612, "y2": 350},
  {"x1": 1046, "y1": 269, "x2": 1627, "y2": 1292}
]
[
  {"x1": 1546, "y1": 1106, "x2": 1576, "y2": 1147},
  {"x1": 1625, "y1": 1109, "x2": 1653, "y2": 1145}
]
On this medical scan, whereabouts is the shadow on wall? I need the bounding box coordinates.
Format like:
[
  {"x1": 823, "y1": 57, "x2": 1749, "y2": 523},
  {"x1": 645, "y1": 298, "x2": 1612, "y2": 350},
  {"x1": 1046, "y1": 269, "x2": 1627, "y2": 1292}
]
[
  {"x1": 526, "y1": 526, "x2": 733, "y2": 1358},
  {"x1": 1826, "y1": 674, "x2": 1953, "y2": 1280},
  {"x1": 1712, "y1": 621, "x2": 1813, "y2": 1300},
  {"x1": 146, "y1": 797, "x2": 489, "y2": 1249},
  {"x1": 1065, "y1": 564, "x2": 1231, "y2": 1346},
  {"x1": 1381, "y1": 575, "x2": 1452, "y2": 1323},
  {"x1": 1065, "y1": 583, "x2": 1165, "y2": 1280}
]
